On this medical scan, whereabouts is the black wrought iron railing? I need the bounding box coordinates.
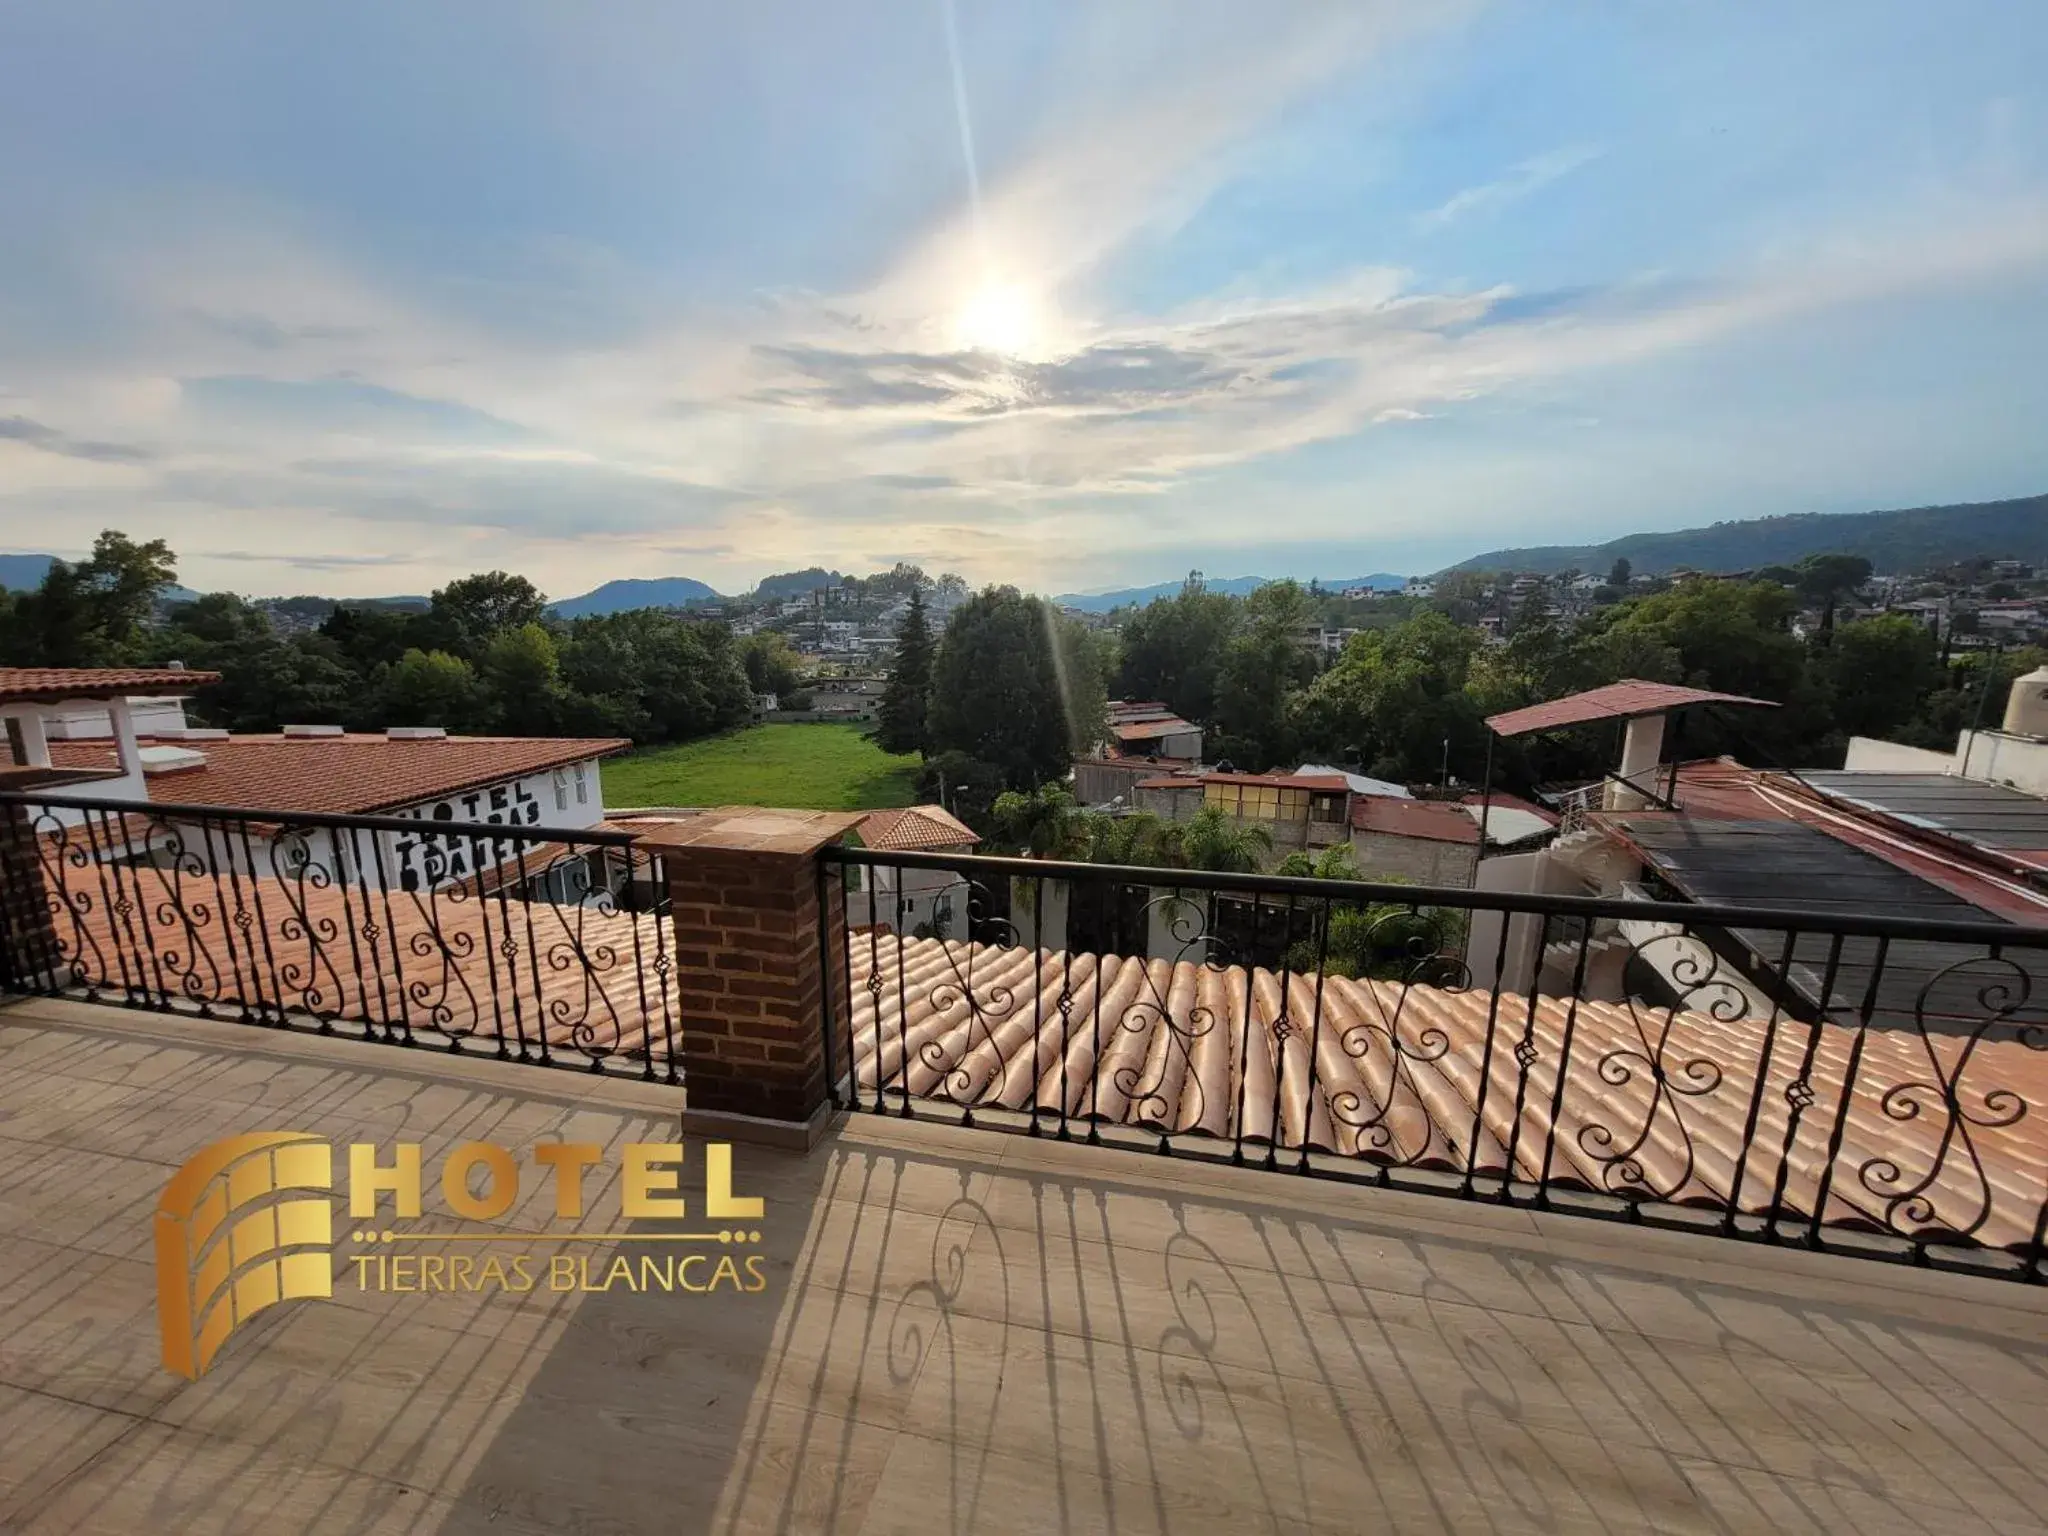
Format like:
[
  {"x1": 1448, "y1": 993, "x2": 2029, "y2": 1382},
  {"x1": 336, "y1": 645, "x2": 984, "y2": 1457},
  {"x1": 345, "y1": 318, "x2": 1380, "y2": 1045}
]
[
  {"x1": 820, "y1": 844, "x2": 2048, "y2": 1279},
  {"x1": 0, "y1": 790, "x2": 680, "y2": 1080}
]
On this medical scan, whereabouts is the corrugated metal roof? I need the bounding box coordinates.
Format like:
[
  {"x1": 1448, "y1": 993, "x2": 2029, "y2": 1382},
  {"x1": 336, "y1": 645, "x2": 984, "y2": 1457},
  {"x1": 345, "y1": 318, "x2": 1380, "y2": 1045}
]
[
  {"x1": 1203, "y1": 772, "x2": 1351, "y2": 791},
  {"x1": 1351, "y1": 796, "x2": 1479, "y2": 845},
  {"x1": 1296, "y1": 764, "x2": 1411, "y2": 799},
  {"x1": 1486, "y1": 680, "x2": 1778, "y2": 738},
  {"x1": 1110, "y1": 717, "x2": 1199, "y2": 742}
]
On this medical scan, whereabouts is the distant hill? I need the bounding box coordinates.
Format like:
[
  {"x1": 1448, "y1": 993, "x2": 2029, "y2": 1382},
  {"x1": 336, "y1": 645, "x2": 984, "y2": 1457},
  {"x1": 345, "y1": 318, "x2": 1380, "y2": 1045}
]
[
  {"x1": 0, "y1": 554, "x2": 55, "y2": 591},
  {"x1": 549, "y1": 577, "x2": 723, "y2": 618},
  {"x1": 752, "y1": 567, "x2": 844, "y2": 600},
  {"x1": 1442, "y1": 493, "x2": 2048, "y2": 578},
  {"x1": 1053, "y1": 572, "x2": 1407, "y2": 613},
  {"x1": 0, "y1": 552, "x2": 199, "y2": 604}
]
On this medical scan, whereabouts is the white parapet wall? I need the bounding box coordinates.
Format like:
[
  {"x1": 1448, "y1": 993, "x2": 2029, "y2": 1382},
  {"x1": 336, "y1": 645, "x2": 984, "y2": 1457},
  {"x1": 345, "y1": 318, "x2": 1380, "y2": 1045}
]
[{"x1": 1841, "y1": 737, "x2": 1959, "y2": 774}]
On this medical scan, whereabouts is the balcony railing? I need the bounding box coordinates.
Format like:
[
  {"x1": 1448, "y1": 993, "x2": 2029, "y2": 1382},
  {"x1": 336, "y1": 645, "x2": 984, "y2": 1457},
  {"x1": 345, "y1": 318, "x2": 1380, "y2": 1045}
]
[
  {"x1": 0, "y1": 789, "x2": 679, "y2": 1079},
  {"x1": 820, "y1": 844, "x2": 2048, "y2": 1281}
]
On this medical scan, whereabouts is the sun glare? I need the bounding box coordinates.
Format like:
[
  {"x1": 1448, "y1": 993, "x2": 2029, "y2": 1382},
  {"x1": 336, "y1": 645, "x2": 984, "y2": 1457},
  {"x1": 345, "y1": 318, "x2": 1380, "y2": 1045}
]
[{"x1": 952, "y1": 280, "x2": 1042, "y2": 358}]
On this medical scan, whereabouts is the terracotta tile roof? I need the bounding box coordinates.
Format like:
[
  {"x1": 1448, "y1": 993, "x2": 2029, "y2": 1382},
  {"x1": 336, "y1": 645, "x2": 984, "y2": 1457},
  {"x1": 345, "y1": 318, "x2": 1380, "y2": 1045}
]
[
  {"x1": 0, "y1": 666, "x2": 220, "y2": 704},
  {"x1": 1486, "y1": 680, "x2": 1778, "y2": 738},
  {"x1": 47, "y1": 733, "x2": 628, "y2": 816},
  {"x1": 857, "y1": 804, "x2": 979, "y2": 851},
  {"x1": 845, "y1": 935, "x2": 2048, "y2": 1250},
  {"x1": 1350, "y1": 796, "x2": 1480, "y2": 845},
  {"x1": 50, "y1": 866, "x2": 672, "y2": 1069},
  {"x1": 1134, "y1": 775, "x2": 1203, "y2": 791}
]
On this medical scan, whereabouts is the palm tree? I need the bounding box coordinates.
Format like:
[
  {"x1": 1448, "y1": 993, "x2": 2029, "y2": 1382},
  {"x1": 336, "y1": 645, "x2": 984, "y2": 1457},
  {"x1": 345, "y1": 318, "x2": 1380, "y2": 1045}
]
[
  {"x1": 989, "y1": 784, "x2": 1083, "y2": 859},
  {"x1": 1074, "y1": 809, "x2": 1166, "y2": 867},
  {"x1": 1159, "y1": 805, "x2": 1272, "y2": 873}
]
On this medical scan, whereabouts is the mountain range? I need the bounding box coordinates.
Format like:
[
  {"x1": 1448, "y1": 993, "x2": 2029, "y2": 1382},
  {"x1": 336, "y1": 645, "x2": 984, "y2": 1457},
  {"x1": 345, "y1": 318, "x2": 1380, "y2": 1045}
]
[
  {"x1": 1051, "y1": 573, "x2": 1408, "y2": 613},
  {"x1": 0, "y1": 552, "x2": 201, "y2": 604},
  {"x1": 8, "y1": 489, "x2": 2041, "y2": 618},
  {"x1": 1442, "y1": 492, "x2": 2048, "y2": 578},
  {"x1": 547, "y1": 576, "x2": 722, "y2": 618}
]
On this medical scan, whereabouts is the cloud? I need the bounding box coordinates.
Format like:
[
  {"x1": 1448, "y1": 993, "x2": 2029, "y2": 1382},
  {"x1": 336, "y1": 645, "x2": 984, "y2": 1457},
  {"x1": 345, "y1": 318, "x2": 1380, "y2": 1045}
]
[
  {"x1": 193, "y1": 549, "x2": 421, "y2": 570},
  {"x1": 0, "y1": 414, "x2": 155, "y2": 464},
  {"x1": 1415, "y1": 145, "x2": 1604, "y2": 232}
]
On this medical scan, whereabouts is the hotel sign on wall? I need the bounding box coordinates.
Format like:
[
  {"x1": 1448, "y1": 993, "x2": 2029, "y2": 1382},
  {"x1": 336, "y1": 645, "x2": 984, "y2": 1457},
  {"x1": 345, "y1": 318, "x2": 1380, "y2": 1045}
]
[{"x1": 391, "y1": 774, "x2": 546, "y2": 891}]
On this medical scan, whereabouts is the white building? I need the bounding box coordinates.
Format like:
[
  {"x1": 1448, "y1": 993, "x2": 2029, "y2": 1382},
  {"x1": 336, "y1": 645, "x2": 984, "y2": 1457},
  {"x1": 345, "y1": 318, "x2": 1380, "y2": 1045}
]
[
  {"x1": 845, "y1": 805, "x2": 979, "y2": 940},
  {"x1": 10, "y1": 668, "x2": 629, "y2": 895}
]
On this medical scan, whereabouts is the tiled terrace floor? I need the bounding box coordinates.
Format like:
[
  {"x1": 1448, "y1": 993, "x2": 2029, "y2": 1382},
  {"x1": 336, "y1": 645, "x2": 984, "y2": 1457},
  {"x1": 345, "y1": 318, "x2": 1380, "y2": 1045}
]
[{"x1": 4, "y1": 996, "x2": 2048, "y2": 1535}]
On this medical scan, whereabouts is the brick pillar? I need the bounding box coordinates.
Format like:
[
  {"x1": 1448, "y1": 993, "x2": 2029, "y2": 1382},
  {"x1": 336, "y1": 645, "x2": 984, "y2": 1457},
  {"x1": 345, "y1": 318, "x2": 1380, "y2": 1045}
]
[
  {"x1": 639, "y1": 807, "x2": 863, "y2": 1127},
  {"x1": 0, "y1": 801, "x2": 59, "y2": 993}
]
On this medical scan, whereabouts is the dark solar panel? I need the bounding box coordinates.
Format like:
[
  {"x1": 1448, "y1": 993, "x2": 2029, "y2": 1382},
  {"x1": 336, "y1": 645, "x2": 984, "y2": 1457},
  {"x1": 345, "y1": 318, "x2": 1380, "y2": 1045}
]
[
  {"x1": 1608, "y1": 816, "x2": 2048, "y2": 1035},
  {"x1": 1799, "y1": 771, "x2": 2048, "y2": 856}
]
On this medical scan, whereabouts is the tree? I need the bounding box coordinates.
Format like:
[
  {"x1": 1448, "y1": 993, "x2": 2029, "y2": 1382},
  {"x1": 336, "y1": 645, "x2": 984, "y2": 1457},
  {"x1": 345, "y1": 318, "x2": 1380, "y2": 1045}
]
[
  {"x1": 925, "y1": 587, "x2": 1078, "y2": 789},
  {"x1": 1113, "y1": 576, "x2": 1236, "y2": 725},
  {"x1": 1794, "y1": 553, "x2": 1873, "y2": 640},
  {"x1": 989, "y1": 784, "x2": 1082, "y2": 858},
  {"x1": 876, "y1": 586, "x2": 933, "y2": 755},
  {"x1": 1297, "y1": 610, "x2": 1485, "y2": 783},
  {"x1": 481, "y1": 623, "x2": 564, "y2": 734},
  {"x1": 0, "y1": 529, "x2": 177, "y2": 666},
  {"x1": 1155, "y1": 806, "x2": 1272, "y2": 873},
  {"x1": 1073, "y1": 809, "x2": 1167, "y2": 866},
  {"x1": 381, "y1": 649, "x2": 488, "y2": 730},
  {"x1": 1817, "y1": 615, "x2": 1940, "y2": 741},
  {"x1": 1210, "y1": 580, "x2": 1316, "y2": 769},
  {"x1": 423, "y1": 572, "x2": 547, "y2": 660},
  {"x1": 194, "y1": 641, "x2": 365, "y2": 732},
  {"x1": 739, "y1": 631, "x2": 802, "y2": 700},
  {"x1": 913, "y1": 751, "x2": 1007, "y2": 831},
  {"x1": 1608, "y1": 557, "x2": 1632, "y2": 588}
]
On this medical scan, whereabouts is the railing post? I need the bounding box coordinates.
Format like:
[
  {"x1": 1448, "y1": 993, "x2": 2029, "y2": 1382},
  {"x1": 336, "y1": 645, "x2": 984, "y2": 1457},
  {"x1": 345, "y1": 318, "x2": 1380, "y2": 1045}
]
[
  {"x1": 0, "y1": 801, "x2": 58, "y2": 993},
  {"x1": 634, "y1": 807, "x2": 863, "y2": 1130}
]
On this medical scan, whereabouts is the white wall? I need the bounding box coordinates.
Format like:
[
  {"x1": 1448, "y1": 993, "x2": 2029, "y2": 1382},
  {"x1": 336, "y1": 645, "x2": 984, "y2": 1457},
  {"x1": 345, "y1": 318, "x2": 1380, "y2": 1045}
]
[
  {"x1": 1842, "y1": 737, "x2": 1955, "y2": 774},
  {"x1": 846, "y1": 863, "x2": 971, "y2": 941},
  {"x1": 115, "y1": 759, "x2": 612, "y2": 896},
  {"x1": 1957, "y1": 731, "x2": 2048, "y2": 796}
]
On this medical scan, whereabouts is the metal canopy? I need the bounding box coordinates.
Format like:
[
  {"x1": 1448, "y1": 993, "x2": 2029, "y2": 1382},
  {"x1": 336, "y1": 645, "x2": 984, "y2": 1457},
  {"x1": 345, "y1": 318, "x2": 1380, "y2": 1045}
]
[{"x1": 1485, "y1": 679, "x2": 1777, "y2": 739}]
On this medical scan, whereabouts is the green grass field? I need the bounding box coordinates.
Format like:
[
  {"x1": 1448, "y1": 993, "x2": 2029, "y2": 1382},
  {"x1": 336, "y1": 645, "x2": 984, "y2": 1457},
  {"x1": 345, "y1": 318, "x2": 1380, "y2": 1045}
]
[{"x1": 602, "y1": 724, "x2": 920, "y2": 812}]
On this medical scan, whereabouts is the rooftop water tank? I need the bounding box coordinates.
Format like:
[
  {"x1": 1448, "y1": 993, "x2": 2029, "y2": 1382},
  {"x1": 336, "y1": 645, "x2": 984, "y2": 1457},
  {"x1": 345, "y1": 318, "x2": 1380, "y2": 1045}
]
[{"x1": 2004, "y1": 665, "x2": 2048, "y2": 739}]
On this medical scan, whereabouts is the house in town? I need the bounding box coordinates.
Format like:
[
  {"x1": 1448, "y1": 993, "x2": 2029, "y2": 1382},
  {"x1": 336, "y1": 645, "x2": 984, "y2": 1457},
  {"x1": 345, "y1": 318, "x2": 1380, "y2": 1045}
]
[
  {"x1": 1466, "y1": 674, "x2": 2048, "y2": 1023},
  {"x1": 1102, "y1": 700, "x2": 1203, "y2": 761},
  {"x1": 843, "y1": 804, "x2": 978, "y2": 939},
  {"x1": 1348, "y1": 792, "x2": 1556, "y2": 886},
  {"x1": 8, "y1": 667, "x2": 628, "y2": 895}
]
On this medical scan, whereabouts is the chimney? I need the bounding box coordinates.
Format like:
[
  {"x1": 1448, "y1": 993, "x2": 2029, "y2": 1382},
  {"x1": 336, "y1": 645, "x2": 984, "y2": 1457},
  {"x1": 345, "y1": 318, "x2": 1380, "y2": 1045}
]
[
  {"x1": 167, "y1": 659, "x2": 187, "y2": 671},
  {"x1": 386, "y1": 726, "x2": 447, "y2": 740},
  {"x1": 281, "y1": 724, "x2": 345, "y2": 738}
]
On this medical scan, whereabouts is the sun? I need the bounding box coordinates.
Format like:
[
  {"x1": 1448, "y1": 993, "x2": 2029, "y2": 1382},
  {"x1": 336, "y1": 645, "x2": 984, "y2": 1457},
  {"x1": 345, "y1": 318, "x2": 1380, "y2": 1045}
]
[{"x1": 952, "y1": 280, "x2": 1043, "y2": 358}]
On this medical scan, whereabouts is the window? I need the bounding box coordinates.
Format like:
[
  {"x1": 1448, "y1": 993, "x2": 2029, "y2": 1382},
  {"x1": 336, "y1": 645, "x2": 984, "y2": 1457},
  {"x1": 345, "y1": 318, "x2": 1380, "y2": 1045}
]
[
  {"x1": 1309, "y1": 793, "x2": 1345, "y2": 824},
  {"x1": 551, "y1": 769, "x2": 569, "y2": 812},
  {"x1": 3, "y1": 717, "x2": 25, "y2": 767},
  {"x1": 573, "y1": 762, "x2": 589, "y2": 805}
]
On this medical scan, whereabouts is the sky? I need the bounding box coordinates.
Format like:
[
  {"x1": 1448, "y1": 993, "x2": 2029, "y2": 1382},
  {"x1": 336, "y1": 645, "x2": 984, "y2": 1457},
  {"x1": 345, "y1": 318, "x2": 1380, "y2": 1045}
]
[{"x1": 3, "y1": 1, "x2": 2046, "y2": 600}]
